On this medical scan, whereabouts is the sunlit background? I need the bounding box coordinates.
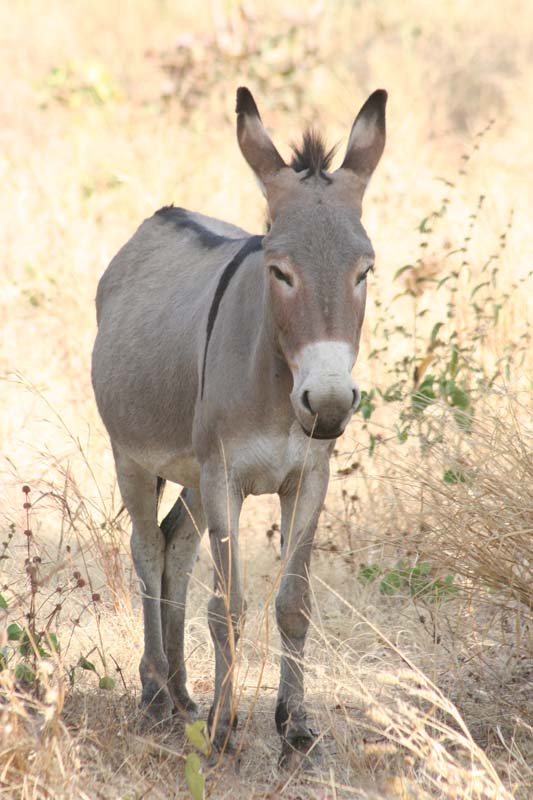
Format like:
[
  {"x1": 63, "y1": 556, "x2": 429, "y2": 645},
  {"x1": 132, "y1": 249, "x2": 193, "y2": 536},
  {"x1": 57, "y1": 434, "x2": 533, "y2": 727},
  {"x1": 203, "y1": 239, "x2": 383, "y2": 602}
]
[{"x1": 1, "y1": 2, "x2": 532, "y2": 797}]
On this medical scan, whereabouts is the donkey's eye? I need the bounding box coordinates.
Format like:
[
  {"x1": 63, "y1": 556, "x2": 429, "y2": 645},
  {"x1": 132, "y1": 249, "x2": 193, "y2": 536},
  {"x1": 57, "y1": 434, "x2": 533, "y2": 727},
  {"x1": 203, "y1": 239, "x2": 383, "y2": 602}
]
[
  {"x1": 270, "y1": 265, "x2": 293, "y2": 287},
  {"x1": 356, "y1": 264, "x2": 374, "y2": 286}
]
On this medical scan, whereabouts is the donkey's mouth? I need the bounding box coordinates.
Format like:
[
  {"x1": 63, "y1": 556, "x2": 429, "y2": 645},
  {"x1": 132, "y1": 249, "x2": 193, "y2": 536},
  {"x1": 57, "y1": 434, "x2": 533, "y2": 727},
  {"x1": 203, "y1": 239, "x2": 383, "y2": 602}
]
[{"x1": 301, "y1": 424, "x2": 343, "y2": 441}]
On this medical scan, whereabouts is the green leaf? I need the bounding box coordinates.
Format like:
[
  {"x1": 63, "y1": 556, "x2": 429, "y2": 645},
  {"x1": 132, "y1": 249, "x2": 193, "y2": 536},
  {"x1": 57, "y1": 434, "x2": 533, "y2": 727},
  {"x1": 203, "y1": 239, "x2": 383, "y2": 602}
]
[
  {"x1": 412, "y1": 375, "x2": 436, "y2": 413},
  {"x1": 0, "y1": 594, "x2": 7, "y2": 610},
  {"x1": 430, "y1": 322, "x2": 443, "y2": 348},
  {"x1": 185, "y1": 752, "x2": 205, "y2": 800},
  {"x1": 15, "y1": 662, "x2": 35, "y2": 684},
  {"x1": 448, "y1": 345, "x2": 459, "y2": 377},
  {"x1": 7, "y1": 623, "x2": 23, "y2": 641},
  {"x1": 432, "y1": 575, "x2": 459, "y2": 600},
  {"x1": 418, "y1": 216, "x2": 433, "y2": 233},
  {"x1": 380, "y1": 571, "x2": 403, "y2": 596},
  {"x1": 99, "y1": 676, "x2": 115, "y2": 690},
  {"x1": 358, "y1": 389, "x2": 376, "y2": 420},
  {"x1": 443, "y1": 469, "x2": 465, "y2": 485},
  {"x1": 78, "y1": 656, "x2": 96, "y2": 672},
  {"x1": 393, "y1": 264, "x2": 414, "y2": 281},
  {"x1": 437, "y1": 275, "x2": 452, "y2": 289},
  {"x1": 19, "y1": 631, "x2": 33, "y2": 657},
  {"x1": 358, "y1": 564, "x2": 380, "y2": 584},
  {"x1": 454, "y1": 406, "x2": 474, "y2": 432},
  {"x1": 186, "y1": 720, "x2": 211, "y2": 756},
  {"x1": 470, "y1": 281, "x2": 490, "y2": 300},
  {"x1": 448, "y1": 385, "x2": 470, "y2": 410},
  {"x1": 396, "y1": 425, "x2": 409, "y2": 443},
  {"x1": 45, "y1": 632, "x2": 60, "y2": 653},
  {"x1": 379, "y1": 383, "x2": 403, "y2": 403}
]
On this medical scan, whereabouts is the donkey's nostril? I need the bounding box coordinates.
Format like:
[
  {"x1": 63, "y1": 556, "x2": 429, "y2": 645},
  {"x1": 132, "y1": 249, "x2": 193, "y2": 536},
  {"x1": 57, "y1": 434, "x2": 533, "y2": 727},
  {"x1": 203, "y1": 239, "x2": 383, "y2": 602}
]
[
  {"x1": 302, "y1": 390, "x2": 314, "y2": 415},
  {"x1": 352, "y1": 388, "x2": 361, "y2": 409}
]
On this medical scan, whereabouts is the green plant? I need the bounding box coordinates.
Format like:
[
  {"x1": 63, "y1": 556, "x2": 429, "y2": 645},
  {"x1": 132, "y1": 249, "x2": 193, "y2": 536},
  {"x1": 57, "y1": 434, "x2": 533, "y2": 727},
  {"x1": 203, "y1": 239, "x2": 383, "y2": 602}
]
[
  {"x1": 38, "y1": 62, "x2": 118, "y2": 108},
  {"x1": 68, "y1": 652, "x2": 115, "y2": 690},
  {"x1": 184, "y1": 720, "x2": 211, "y2": 800},
  {"x1": 358, "y1": 560, "x2": 458, "y2": 601},
  {"x1": 358, "y1": 127, "x2": 532, "y2": 458},
  {"x1": 157, "y1": 12, "x2": 324, "y2": 114}
]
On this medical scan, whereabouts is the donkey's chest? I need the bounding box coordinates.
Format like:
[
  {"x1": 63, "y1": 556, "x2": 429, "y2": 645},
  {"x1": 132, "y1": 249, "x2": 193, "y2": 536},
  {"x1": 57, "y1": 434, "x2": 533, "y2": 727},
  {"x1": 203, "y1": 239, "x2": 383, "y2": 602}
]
[{"x1": 230, "y1": 425, "x2": 331, "y2": 495}]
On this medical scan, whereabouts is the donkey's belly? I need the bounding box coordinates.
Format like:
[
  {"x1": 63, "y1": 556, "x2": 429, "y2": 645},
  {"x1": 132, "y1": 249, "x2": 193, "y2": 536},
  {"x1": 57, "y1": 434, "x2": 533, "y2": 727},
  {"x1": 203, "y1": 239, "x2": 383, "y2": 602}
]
[
  {"x1": 158, "y1": 455, "x2": 201, "y2": 487},
  {"x1": 117, "y1": 441, "x2": 201, "y2": 488}
]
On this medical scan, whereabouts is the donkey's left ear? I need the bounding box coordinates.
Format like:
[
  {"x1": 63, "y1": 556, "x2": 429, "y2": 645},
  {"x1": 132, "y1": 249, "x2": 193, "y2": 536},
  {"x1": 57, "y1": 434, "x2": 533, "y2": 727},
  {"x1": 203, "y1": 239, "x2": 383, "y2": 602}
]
[
  {"x1": 338, "y1": 89, "x2": 387, "y2": 185},
  {"x1": 236, "y1": 87, "x2": 286, "y2": 186}
]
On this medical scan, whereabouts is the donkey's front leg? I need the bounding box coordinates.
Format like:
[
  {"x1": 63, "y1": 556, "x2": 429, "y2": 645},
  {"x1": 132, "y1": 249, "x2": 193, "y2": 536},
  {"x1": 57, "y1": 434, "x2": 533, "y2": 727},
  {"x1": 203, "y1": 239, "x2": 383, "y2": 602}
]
[
  {"x1": 276, "y1": 467, "x2": 329, "y2": 768},
  {"x1": 200, "y1": 467, "x2": 244, "y2": 753}
]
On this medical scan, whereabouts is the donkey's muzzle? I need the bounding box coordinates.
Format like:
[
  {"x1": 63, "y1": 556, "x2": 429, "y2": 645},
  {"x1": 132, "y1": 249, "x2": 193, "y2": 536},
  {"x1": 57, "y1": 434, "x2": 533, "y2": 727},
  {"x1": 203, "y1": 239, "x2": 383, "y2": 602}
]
[
  {"x1": 290, "y1": 341, "x2": 360, "y2": 441},
  {"x1": 297, "y1": 386, "x2": 360, "y2": 440}
]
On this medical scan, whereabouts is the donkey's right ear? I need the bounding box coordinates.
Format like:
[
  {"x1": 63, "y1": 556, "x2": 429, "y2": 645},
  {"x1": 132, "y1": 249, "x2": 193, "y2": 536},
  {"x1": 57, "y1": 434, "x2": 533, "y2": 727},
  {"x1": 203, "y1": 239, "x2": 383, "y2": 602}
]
[
  {"x1": 338, "y1": 89, "x2": 387, "y2": 186},
  {"x1": 236, "y1": 87, "x2": 286, "y2": 187}
]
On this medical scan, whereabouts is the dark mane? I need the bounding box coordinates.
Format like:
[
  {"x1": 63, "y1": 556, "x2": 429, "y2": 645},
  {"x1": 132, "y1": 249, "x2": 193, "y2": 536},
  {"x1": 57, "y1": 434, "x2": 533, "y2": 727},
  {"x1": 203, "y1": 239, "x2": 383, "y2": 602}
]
[{"x1": 290, "y1": 130, "x2": 337, "y2": 177}]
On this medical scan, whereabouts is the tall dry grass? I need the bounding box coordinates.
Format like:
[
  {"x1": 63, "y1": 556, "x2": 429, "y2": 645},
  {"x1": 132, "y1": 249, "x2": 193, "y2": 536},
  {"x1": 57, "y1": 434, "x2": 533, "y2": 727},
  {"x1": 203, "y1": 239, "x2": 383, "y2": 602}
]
[{"x1": 1, "y1": 0, "x2": 532, "y2": 797}]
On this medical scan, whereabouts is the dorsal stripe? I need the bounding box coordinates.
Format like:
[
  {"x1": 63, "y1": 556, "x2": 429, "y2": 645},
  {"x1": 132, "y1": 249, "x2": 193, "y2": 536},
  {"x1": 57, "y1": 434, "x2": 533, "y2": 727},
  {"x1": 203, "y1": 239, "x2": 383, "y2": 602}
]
[
  {"x1": 201, "y1": 235, "x2": 263, "y2": 398},
  {"x1": 155, "y1": 205, "x2": 234, "y2": 249}
]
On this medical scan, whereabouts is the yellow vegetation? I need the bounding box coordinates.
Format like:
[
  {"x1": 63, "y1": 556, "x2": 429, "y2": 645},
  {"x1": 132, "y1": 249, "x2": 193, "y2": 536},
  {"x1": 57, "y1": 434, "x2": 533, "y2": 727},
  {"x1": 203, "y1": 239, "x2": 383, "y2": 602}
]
[{"x1": 1, "y1": 1, "x2": 532, "y2": 797}]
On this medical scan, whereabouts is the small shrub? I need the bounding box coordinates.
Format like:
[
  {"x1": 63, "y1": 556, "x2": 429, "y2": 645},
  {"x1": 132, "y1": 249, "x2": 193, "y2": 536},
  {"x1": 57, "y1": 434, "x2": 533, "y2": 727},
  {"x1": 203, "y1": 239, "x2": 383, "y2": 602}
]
[{"x1": 358, "y1": 560, "x2": 458, "y2": 601}]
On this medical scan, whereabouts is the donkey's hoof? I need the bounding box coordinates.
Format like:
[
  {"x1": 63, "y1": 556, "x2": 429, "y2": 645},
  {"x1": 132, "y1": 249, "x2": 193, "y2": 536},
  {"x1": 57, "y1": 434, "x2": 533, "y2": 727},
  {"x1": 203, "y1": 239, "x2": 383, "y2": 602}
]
[
  {"x1": 279, "y1": 729, "x2": 322, "y2": 772},
  {"x1": 168, "y1": 678, "x2": 199, "y2": 719},
  {"x1": 209, "y1": 728, "x2": 238, "y2": 758},
  {"x1": 140, "y1": 682, "x2": 174, "y2": 722},
  {"x1": 207, "y1": 707, "x2": 239, "y2": 755},
  {"x1": 172, "y1": 695, "x2": 199, "y2": 721}
]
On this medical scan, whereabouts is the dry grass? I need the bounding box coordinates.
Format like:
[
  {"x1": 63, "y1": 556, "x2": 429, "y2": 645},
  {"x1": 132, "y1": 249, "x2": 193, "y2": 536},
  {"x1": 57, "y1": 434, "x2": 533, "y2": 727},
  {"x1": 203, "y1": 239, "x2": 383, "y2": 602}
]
[{"x1": 1, "y1": 0, "x2": 532, "y2": 797}]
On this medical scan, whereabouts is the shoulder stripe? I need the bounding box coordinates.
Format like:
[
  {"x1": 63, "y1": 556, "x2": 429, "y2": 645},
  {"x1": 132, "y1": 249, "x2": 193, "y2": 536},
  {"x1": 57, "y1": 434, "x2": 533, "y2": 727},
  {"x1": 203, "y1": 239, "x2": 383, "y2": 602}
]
[{"x1": 201, "y1": 236, "x2": 263, "y2": 398}]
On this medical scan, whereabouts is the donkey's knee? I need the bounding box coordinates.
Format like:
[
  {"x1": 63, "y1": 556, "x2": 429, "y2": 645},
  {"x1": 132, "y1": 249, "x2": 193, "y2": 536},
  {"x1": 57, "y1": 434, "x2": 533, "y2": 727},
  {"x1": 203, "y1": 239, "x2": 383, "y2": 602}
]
[
  {"x1": 275, "y1": 584, "x2": 310, "y2": 643},
  {"x1": 207, "y1": 593, "x2": 246, "y2": 645},
  {"x1": 131, "y1": 523, "x2": 166, "y2": 581}
]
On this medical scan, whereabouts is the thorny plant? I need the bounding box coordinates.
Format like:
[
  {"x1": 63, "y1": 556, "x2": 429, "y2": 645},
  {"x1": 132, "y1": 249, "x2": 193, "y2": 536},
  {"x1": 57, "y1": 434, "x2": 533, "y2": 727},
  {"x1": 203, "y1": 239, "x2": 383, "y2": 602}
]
[{"x1": 0, "y1": 485, "x2": 120, "y2": 696}]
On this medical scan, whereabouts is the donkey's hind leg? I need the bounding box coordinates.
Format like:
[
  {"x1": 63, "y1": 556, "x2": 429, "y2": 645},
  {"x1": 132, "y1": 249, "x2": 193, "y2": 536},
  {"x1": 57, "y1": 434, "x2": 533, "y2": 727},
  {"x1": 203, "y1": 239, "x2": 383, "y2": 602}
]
[
  {"x1": 113, "y1": 445, "x2": 172, "y2": 720},
  {"x1": 160, "y1": 487, "x2": 205, "y2": 717}
]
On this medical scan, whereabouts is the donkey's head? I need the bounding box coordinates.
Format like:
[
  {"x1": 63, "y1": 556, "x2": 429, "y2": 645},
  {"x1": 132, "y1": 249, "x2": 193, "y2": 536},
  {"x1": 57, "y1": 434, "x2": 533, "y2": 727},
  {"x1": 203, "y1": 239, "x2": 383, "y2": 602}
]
[{"x1": 236, "y1": 87, "x2": 387, "y2": 439}]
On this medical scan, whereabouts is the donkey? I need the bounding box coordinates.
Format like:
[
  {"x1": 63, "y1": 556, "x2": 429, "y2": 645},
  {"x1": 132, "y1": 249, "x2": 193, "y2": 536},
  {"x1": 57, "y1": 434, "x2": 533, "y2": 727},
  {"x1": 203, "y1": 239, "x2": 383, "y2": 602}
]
[{"x1": 92, "y1": 86, "x2": 387, "y2": 765}]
